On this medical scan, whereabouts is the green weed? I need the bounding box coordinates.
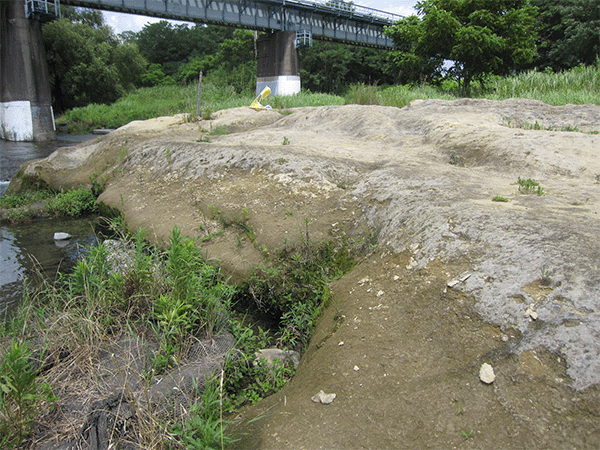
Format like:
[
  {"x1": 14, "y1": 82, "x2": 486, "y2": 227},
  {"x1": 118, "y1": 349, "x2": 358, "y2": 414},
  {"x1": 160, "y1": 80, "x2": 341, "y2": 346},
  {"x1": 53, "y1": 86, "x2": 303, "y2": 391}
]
[
  {"x1": 173, "y1": 374, "x2": 236, "y2": 449},
  {"x1": 540, "y1": 266, "x2": 552, "y2": 287},
  {"x1": 461, "y1": 429, "x2": 474, "y2": 440},
  {"x1": 236, "y1": 239, "x2": 355, "y2": 352},
  {"x1": 492, "y1": 196, "x2": 510, "y2": 202},
  {"x1": 4, "y1": 207, "x2": 36, "y2": 224},
  {"x1": 208, "y1": 125, "x2": 231, "y2": 136},
  {"x1": 449, "y1": 152, "x2": 466, "y2": 167},
  {"x1": 0, "y1": 339, "x2": 55, "y2": 448},
  {"x1": 517, "y1": 177, "x2": 544, "y2": 195},
  {"x1": 0, "y1": 188, "x2": 53, "y2": 209},
  {"x1": 47, "y1": 188, "x2": 99, "y2": 217},
  {"x1": 209, "y1": 206, "x2": 255, "y2": 243}
]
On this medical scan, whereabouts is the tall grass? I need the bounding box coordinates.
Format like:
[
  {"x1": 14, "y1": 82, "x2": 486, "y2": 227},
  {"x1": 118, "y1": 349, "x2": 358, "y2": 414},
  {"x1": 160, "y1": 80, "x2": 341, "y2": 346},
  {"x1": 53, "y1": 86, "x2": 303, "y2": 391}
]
[
  {"x1": 270, "y1": 91, "x2": 344, "y2": 109},
  {"x1": 484, "y1": 63, "x2": 600, "y2": 105},
  {"x1": 345, "y1": 62, "x2": 600, "y2": 107},
  {"x1": 344, "y1": 83, "x2": 456, "y2": 108},
  {"x1": 58, "y1": 83, "x2": 255, "y2": 134},
  {"x1": 58, "y1": 62, "x2": 600, "y2": 134}
]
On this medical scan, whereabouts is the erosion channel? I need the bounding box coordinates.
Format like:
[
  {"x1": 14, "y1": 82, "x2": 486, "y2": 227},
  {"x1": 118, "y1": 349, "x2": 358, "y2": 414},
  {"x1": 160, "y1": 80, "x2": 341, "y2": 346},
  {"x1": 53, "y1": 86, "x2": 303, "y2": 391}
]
[{"x1": 9, "y1": 99, "x2": 600, "y2": 449}]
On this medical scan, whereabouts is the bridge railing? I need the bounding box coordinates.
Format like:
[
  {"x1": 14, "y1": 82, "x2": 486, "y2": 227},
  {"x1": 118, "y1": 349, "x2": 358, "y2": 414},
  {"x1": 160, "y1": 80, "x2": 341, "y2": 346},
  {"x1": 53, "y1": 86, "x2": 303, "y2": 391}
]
[
  {"x1": 60, "y1": 0, "x2": 400, "y2": 46},
  {"x1": 25, "y1": 0, "x2": 61, "y2": 21},
  {"x1": 284, "y1": 0, "x2": 403, "y2": 24}
]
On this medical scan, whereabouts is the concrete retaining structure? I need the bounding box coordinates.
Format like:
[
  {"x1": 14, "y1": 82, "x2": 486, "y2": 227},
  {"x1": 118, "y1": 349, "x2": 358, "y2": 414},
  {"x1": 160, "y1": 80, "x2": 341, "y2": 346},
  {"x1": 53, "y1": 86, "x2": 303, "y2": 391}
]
[
  {"x1": 1, "y1": 0, "x2": 55, "y2": 141},
  {"x1": 256, "y1": 31, "x2": 301, "y2": 97}
]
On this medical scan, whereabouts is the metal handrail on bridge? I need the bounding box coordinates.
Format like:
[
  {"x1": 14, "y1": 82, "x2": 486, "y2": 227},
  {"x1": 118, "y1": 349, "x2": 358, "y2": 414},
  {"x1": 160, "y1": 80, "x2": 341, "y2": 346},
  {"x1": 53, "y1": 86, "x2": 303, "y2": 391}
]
[
  {"x1": 281, "y1": 0, "x2": 402, "y2": 25},
  {"x1": 60, "y1": 0, "x2": 401, "y2": 47},
  {"x1": 25, "y1": 0, "x2": 61, "y2": 21}
]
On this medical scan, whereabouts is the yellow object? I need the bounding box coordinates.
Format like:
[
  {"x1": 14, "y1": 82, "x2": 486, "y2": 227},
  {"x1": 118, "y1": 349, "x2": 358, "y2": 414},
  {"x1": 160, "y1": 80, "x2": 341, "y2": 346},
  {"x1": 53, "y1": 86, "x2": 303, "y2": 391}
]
[{"x1": 250, "y1": 86, "x2": 271, "y2": 110}]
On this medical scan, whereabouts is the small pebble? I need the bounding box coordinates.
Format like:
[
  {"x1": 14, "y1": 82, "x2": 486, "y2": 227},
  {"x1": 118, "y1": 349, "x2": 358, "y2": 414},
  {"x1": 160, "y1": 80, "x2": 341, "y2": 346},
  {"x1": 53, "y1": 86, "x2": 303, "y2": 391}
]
[
  {"x1": 479, "y1": 363, "x2": 496, "y2": 384},
  {"x1": 311, "y1": 390, "x2": 336, "y2": 405}
]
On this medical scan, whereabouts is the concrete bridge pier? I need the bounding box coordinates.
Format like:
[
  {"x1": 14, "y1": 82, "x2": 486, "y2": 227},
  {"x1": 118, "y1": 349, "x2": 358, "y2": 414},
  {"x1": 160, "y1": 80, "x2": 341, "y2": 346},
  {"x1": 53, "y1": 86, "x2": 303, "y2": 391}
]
[
  {"x1": 1, "y1": 0, "x2": 55, "y2": 141},
  {"x1": 256, "y1": 31, "x2": 300, "y2": 97}
]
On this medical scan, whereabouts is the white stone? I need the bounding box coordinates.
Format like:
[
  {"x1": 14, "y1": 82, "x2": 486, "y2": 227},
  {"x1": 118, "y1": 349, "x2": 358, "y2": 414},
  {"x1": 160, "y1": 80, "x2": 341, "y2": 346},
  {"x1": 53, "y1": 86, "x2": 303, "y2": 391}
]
[
  {"x1": 354, "y1": 365, "x2": 360, "y2": 372},
  {"x1": 254, "y1": 348, "x2": 301, "y2": 369},
  {"x1": 479, "y1": 363, "x2": 496, "y2": 384},
  {"x1": 53, "y1": 232, "x2": 72, "y2": 240},
  {"x1": 311, "y1": 390, "x2": 336, "y2": 405}
]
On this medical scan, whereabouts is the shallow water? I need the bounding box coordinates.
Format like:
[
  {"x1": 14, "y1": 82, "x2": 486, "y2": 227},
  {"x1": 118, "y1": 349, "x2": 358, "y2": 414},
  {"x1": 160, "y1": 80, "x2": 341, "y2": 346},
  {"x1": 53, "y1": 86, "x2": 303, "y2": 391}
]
[{"x1": 0, "y1": 134, "x2": 97, "y2": 315}]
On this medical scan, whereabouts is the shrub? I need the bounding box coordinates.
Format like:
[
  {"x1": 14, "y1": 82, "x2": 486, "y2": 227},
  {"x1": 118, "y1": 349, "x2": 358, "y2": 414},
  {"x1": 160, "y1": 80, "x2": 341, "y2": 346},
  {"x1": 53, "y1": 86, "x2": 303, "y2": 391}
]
[{"x1": 47, "y1": 189, "x2": 98, "y2": 217}]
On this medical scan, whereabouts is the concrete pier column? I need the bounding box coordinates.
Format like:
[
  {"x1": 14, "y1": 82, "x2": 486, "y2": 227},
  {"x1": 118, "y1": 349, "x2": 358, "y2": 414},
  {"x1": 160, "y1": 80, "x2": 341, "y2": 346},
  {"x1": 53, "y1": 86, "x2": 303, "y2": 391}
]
[
  {"x1": 1, "y1": 0, "x2": 55, "y2": 141},
  {"x1": 256, "y1": 31, "x2": 301, "y2": 97}
]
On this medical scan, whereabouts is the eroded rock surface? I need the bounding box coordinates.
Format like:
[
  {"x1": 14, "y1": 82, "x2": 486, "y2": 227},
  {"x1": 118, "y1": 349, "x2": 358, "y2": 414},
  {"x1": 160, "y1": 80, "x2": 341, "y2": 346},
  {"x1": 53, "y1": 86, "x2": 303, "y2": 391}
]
[{"x1": 13, "y1": 99, "x2": 600, "y2": 448}]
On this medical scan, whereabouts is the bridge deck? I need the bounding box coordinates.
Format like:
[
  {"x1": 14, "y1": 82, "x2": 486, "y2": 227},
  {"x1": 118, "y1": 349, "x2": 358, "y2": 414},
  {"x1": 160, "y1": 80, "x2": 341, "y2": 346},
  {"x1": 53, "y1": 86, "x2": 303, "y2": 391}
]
[{"x1": 62, "y1": 0, "x2": 401, "y2": 47}]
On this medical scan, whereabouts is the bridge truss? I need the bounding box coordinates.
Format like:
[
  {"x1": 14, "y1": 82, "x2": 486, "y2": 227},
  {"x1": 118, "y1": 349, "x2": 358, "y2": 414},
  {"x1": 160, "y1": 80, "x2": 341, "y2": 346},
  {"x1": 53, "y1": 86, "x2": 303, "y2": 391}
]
[{"x1": 61, "y1": 0, "x2": 401, "y2": 47}]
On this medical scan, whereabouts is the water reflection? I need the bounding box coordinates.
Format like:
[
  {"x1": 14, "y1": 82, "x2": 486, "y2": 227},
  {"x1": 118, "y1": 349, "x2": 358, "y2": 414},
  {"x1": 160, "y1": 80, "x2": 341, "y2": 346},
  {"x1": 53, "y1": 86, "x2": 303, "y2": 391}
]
[
  {"x1": 0, "y1": 134, "x2": 98, "y2": 314},
  {"x1": 0, "y1": 218, "x2": 99, "y2": 314}
]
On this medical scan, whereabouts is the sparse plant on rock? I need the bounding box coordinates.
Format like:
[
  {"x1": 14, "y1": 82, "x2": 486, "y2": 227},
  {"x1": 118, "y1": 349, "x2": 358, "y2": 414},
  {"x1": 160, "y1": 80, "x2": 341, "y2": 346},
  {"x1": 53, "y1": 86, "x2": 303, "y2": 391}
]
[
  {"x1": 517, "y1": 177, "x2": 544, "y2": 195},
  {"x1": 450, "y1": 152, "x2": 465, "y2": 167},
  {"x1": 540, "y1": 266, "x2": 552, "y2": 286}
]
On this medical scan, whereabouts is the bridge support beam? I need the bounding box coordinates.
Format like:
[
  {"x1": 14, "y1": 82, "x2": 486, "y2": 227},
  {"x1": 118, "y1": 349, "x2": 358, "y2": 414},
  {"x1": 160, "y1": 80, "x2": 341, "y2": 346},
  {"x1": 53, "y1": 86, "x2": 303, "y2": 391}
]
[
  {"x1": 1, "y1": 0, "x2": 55, "y2": 141},
  {"x1": 256, "y1": 31, "x2": 300, "y2": 97}
]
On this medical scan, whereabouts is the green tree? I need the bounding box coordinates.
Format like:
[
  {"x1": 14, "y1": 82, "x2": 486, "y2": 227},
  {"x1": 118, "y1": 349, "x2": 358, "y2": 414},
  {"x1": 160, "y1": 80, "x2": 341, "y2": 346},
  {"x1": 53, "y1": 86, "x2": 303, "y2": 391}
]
[
  {"x1": 61, "y1": 5, "x2": 105, "y2": 29},
  {"x1": 112, "y1": 42, "x2": 148, "y2": 90},
  {"x1": 203, "y1": 29, "x2": 257, "y2": 93},
  {"x1": 135, "y1": 22, "x2": 233, "y2": 79},
  {"x1": 530, "y1": 0, "x2": 600, "y2": 71},
  {"x1": 385, "y1": 0, "x2": 538, "y2": 91},
  {"x1": 325, "y1": 0, "x2": 355, "y2": 13},
  {"x1": 300, "y1": 41, "x2": 393, "y2": 93},
  {"x1": 43, "y1": 12, "x2": 147, "y2": 111}
]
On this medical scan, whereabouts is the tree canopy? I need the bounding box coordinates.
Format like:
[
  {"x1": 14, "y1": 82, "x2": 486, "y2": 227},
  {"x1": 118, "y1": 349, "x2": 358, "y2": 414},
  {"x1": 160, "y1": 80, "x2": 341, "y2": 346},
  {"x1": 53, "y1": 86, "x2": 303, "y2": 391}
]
[
  {"x1": 299, "y1": 41, "x2": 393, "y2": 94},
  {"x1": 530, "y1": 0, "x2": 600, "y2": 71},
  {"x1": 385, "y1": 0, "x2": 538, "y2": 90}
]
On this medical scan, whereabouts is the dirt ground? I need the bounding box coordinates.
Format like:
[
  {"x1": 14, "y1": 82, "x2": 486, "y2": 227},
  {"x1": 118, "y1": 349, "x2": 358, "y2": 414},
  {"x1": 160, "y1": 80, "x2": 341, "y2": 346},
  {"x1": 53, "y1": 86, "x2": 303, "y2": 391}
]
[{"x1": 13, "y1": 99, "x2": 600, "y2": 449}]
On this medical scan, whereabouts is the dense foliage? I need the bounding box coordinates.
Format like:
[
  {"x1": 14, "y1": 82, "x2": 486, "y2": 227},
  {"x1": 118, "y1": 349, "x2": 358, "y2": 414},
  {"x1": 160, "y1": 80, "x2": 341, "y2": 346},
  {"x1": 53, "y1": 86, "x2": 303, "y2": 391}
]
[
  {"x1": 43, "y1": 15, "x2": 145, "y2": 111},
  {"x1": 44, "y1": 2, "x2": 600, "y2": 113},
  {"x1": 385, "y1": 0, "x2": 538, "y2": 90},
  {"x1": 530, "y1": 0, "x2": 600, "y2": 71},
  {"x1": 299, "y1": 41, "x2": 394, "y2": 93}
]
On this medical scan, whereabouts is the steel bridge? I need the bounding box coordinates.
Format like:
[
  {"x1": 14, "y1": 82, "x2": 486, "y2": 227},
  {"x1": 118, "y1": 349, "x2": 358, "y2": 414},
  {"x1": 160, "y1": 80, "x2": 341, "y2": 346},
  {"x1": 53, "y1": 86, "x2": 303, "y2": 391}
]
[
  {"x1": 61, "y1": 0, "x2": 402, "y2": 48},
  {"x1": 2, "y1": 0, "x2": 402, "y2": 141}
]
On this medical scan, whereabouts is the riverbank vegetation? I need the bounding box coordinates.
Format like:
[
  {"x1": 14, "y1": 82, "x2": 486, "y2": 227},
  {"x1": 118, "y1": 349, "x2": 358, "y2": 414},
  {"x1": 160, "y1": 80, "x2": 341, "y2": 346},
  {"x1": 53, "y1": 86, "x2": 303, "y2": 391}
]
[
  {"x1": 0, "y1": 217, "x2": 358, "y2": 448},
  {"x1": 57, "y1": 60, "x2": 600, "y2": 133},
  {"x1": 46, "y1": 2, "x2": 599, "y2": 133},
  {"x1": 0, "y1": 187, "x2": 98, "y2": 224}
]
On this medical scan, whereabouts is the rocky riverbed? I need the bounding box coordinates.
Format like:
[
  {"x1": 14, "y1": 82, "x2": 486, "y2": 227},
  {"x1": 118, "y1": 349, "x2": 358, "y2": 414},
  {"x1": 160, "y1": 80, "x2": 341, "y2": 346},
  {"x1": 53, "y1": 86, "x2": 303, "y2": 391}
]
[{"x1": 11, "y1": 99, "x2": 600, "y2": 449}]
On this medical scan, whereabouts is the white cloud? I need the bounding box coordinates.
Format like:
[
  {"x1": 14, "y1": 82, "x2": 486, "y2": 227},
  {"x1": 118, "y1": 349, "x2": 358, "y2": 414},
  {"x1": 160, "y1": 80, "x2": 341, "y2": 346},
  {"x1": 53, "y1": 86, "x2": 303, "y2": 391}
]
[
  {"x1": 103, "y1": 11, "x2": 191, "y2": 35},
  {"x1": 361, "y1": 0, "x2": 418, "y2": 16}
]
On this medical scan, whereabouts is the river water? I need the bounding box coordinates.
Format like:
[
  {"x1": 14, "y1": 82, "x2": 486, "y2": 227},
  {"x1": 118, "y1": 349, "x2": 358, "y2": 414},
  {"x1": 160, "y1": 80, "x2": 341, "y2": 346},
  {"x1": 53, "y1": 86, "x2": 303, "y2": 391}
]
[{"x1": 0, "y1": 135, "x2": 98, "y2": 315}]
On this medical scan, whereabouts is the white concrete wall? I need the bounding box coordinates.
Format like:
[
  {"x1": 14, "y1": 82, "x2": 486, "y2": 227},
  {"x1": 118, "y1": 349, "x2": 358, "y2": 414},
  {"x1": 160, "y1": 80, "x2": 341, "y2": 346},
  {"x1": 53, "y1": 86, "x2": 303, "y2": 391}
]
[
  {"x1": 256, "y1": 75, "x2": 301, "y2": 97},
  {"x1": 0, "y1": 101, "x2": 34, "y2": 141}
]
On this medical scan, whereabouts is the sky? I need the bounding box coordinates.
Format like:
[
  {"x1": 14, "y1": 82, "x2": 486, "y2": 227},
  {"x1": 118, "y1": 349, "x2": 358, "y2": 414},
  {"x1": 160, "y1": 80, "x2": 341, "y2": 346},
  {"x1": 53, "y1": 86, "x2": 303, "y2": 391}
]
[{"x1": 102, "y1": 0, "x2": 420, "y2": 35}]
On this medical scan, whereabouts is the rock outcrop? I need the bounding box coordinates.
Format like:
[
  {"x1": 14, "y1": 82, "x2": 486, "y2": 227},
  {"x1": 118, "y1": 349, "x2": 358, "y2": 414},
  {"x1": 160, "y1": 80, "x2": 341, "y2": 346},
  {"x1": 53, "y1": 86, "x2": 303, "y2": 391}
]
[{"x1": 12, "y1": 99, "x2": 600, "y2": 449}]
